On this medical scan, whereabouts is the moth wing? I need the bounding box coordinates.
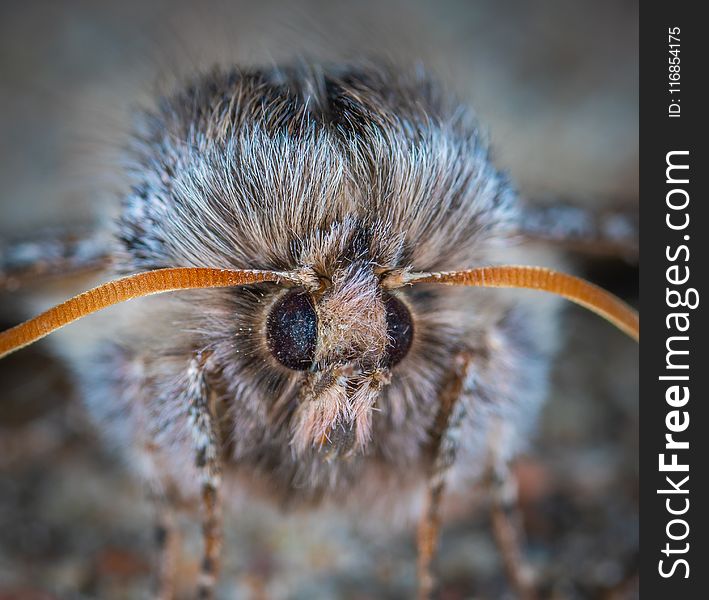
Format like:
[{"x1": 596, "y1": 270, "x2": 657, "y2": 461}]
[
  {"x1": 519, "y1": 200, "x2": 638, "y2": 260},
  {"x1": 0, "y1": 226, "x2": 112, "y2": 291}
]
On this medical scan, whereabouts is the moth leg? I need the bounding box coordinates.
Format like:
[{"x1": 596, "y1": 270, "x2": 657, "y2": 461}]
[
  {"x1": 185, "y1": 353, "x2": 224, "y2": 599},
  {"x1": 153, "y1": 495, "x2": 181, "y2": 600},
  {"x1": 417, "y1": 352, "x2": 473, "y2": 600},
  {"x1": 485, "y1": 420, "x2": 536, "y2": 600},
  {"x1": 136, "y1": 438, "x2": 183, "y2": 600},
  {"x1": 417, "y1": 476, "x2": 444, "y2": 600}
]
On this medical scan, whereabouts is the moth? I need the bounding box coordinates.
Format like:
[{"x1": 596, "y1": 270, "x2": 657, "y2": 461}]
[{"x1": 0, "y1": 64, "x2": 638, "y2": 599}]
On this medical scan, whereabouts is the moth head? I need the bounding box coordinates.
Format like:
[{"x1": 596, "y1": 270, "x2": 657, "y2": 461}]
[{"x1": 265, "y1": 264, "x2": 414, "y2": 456}]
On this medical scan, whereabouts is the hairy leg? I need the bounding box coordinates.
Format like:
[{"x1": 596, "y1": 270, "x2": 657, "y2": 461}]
[
  {"x1": 417, "y1": 352, "x2": 473, "y2": 600},
  {"x1": 185, "y1": 353, "x2": 224, "y2": 599},
  {"x1": 139, "y1": 438, "x2": 184, "y2": 600},
  {"x1": 486, "y1": 420, "x2": 536, "y2": 600},
  {"x1": 153, "y1": 498, "x2": 181, "y2": 600}
]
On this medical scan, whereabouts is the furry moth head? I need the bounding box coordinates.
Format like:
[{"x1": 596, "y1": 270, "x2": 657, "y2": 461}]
[{"x1": 0, "y1": 64, "x2": 637, "y2": 473}]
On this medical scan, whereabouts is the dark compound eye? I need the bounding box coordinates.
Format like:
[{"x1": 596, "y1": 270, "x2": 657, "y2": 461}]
[
  {"x1": 266, "y1": 290, "x2": 318, "y2": 370},
  {"x1": 383, "y1": 293, "x2": 414, "y2": 367}
]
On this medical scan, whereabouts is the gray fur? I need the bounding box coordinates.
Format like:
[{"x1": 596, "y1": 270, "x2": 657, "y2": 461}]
[{"x1": 90, "y1": 63, "x2": 559, "y2": 512}]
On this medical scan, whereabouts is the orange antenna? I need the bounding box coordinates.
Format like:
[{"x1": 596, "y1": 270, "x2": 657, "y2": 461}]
[
  {"x1": 393, "y1": 265, "x2": 639, "y2": 342},
  {"x1": 0, "y1": 267, "x2": 295, "y2": 359},
  {"x1": 0, "y1": 264, "x2": 638, "y2": 360}
]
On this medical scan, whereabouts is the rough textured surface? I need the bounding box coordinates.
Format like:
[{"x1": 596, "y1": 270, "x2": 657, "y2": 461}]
[{"x1": 0, "y1": 1, "x2": 637, "y2": 598}]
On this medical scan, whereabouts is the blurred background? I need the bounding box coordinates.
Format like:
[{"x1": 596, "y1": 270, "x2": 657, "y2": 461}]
[{"x1": 0, "y1": 1, "x2": 637, "y2": 598}]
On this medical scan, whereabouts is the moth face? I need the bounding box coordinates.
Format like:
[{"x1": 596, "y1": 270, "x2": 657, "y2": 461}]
[{"x1": 264, "y1": 264, "x2": 414, "y2": 456}]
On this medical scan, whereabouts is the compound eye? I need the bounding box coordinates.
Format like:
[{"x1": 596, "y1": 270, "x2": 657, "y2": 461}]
[
  {"x1": 266, "y1": 290, "x2": 318, "y2": 370},
  {"x1": 383, "y1": 293, "x2": 414, "y2": 367}
]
